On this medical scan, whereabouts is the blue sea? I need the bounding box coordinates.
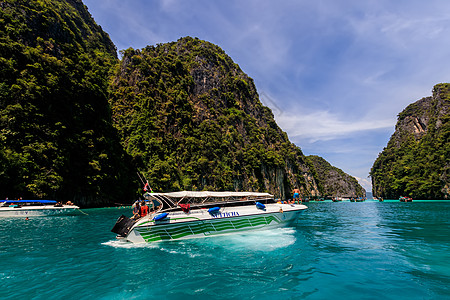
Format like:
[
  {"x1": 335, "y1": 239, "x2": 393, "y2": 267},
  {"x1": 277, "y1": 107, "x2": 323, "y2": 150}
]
[{"x1": 1, "y1": 201, "x2": 449, "y2": 299}]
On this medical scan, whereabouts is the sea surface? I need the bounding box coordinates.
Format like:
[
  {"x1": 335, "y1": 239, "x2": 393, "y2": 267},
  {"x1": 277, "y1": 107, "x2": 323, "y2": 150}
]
[{"x1": 1, "y1": 201, "x2": 449, "y2": 299}]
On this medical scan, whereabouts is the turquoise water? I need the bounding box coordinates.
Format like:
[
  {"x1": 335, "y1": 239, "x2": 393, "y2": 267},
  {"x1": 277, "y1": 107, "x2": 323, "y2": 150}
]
[{"x1": 1, "y1": 202, "x2": 449, "y2": 299}]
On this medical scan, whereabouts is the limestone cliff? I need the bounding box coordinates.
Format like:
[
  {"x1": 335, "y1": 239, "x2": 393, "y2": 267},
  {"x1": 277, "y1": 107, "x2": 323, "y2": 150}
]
[
  {"x1": 109, "y1": 37, "x2": 321, "y2": 199},
  {"x1": 306, "y1": 155, "x2": 365, "y2": 198},
  {"x1": 0, "y1": 0, "x2": 135, "y2": 206},
  {"x1": 371, "y1": 83, "x2": 450, "y2": 199}
]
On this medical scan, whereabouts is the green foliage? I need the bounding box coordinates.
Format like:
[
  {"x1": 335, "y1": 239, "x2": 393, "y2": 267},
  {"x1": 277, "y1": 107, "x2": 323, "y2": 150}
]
[
  {"x1": 110, "y1": 37, "x2": 318, "y2": 198},
  {"x1": 0, "y1": 0, "x2": 135, "y2": 206},
  {"x1": 371, "y1": 83, "x2": 450, "y2": 199},
  {"x1": 306, "y1": 155, "x2": 365, "y2": 197}
]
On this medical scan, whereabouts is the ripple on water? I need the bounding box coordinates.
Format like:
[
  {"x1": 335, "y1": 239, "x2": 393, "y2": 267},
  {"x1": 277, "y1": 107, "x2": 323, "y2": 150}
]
[{"x1": 2, "y1": 203, "x2": 450, "y2": 299}]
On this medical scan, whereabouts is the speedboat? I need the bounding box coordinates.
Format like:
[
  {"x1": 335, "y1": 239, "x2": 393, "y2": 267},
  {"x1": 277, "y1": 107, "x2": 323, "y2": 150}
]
[
  {"x1": 111, "y1": 191, "x2": 308, "y2": 243},
  {"x1": 0, "y1": 199, "x2": 80, "y2": 217},
  {"x1": 399, "y1": 196, "x2": 413, "y2": 202}
]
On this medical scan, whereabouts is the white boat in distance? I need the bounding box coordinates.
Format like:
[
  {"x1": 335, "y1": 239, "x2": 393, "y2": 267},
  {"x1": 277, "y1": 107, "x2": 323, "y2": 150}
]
[
  {"x1": 111, "y1": 191, "x2": 308, "y2": 243},
  {"x1": 0, "y1": 200, "x2": 80, "y2": 217}
]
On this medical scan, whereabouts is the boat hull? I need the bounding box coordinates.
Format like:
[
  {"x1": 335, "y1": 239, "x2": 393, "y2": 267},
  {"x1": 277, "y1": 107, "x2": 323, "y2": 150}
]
[
  {"x1": 121, "y1": 203, "x2": 306, "y2": 243},
  {"x1": 0, "y1": 206, "x2": 79, "y2": 217}
]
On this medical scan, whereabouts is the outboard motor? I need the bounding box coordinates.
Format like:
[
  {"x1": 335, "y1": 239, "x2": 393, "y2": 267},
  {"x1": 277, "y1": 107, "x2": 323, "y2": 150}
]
[{"x1": 111, "y1": 215, "x2": 136, "y2": 237}]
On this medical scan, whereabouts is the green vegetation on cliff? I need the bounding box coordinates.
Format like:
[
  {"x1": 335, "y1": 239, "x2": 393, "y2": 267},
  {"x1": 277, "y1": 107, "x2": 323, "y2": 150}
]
[
  {"x1": 370, "y1": 83, "x2": 450, "y2": 199},
  {"x1": 0, "y1": 0, "x2": 135, "y2": 206},
  {"x1": 109, "y1": 37, "x2": 318, "y2": 199},
  {"x1": 306, "y1": 155, "x2": 365, "y2": 197}
]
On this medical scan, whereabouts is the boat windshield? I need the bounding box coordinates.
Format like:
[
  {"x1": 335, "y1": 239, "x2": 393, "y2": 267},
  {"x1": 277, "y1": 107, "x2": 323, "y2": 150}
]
[{"x1": 145, "y1": 198, "x2": 162, "y2": 211}]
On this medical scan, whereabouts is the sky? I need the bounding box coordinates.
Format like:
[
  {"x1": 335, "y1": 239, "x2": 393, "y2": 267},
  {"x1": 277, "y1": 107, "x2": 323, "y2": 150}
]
[{"x1": 83, "y1": 0, "x2": 450, "y2": 191}]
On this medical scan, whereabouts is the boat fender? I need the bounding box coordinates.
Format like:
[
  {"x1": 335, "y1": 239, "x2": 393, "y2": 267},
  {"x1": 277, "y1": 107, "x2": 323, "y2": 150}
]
[
  {"x1": 208, "y1": 207, "x2": 220, "y2": 214},
  {"x1": 279, "y1": 208, "x2": 283, "y2": 213},
  {"x1": 256, "y1": 202, "x2": 266, "y2": 210},
  {"x1": 153, "y1": 213, "x2": 168, "y2": 221}
]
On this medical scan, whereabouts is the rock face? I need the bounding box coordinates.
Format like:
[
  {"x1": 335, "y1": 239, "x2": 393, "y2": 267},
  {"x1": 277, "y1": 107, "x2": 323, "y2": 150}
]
[
  {"x1": 0, "y1": 0, "x2": 135, "y2": 206},
  {"x1": 371, "y1": 83, "x2": 450, "y2": 199},
  {"x1": 110, "y1": 37, "x2": 322, "y2": 199},
  {"x1": 306, "y1": 155, "x2": 365, "y2": 198}
]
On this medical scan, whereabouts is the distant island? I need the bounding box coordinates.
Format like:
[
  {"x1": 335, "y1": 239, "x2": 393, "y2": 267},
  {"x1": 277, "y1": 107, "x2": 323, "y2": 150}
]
[
  {"x1": 371, "y1": 83, "x2": 449, "y2": 200},
  {"x1": 306, "y1": 155, "x2": 365, "y2": 198}
]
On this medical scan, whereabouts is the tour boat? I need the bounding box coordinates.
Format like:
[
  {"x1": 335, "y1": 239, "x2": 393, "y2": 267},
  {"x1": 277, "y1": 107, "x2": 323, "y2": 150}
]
[
  {"x1": 111, "y1": 191, "x2": 308, "y2": 243},
  {"x1": 0, "y1": 199, "x2": 80, "y2": 217}
]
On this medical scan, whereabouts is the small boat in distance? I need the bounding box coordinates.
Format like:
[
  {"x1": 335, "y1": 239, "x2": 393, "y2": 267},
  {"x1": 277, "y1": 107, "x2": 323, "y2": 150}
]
[
  {"x1": 111, "y1": 191, "x2": 308, "y2": 244},
  {"x1": 0, "y1": 199, "x2": 79, "y2": 217},
  {"x1": 399, "y1": 196, "x2": 413, "y2": 202}
]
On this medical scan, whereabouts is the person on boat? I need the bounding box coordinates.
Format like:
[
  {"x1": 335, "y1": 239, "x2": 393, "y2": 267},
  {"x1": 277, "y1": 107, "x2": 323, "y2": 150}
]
[
  {"x1": 66, "y1": 201, "x2": 74, "y2": 206},
  {"x1": 292, "y1": 188, "x2": 300, "y2": 200},
  {"x1": 140, "y1": 201, "x2": 149, "y2": 218},
  {"x1": 132, "y1": 201, "x2": 141, "y2": 219}
]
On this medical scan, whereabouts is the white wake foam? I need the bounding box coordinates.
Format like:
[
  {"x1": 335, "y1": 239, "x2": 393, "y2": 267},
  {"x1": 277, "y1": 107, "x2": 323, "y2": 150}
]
[
  {"x1": 101, "y1": 239, "x2": 158, "y2": 249},
  {"x1": 102, "y1": 227, "x2": 297, "y2": 253},
  {"x1": 192, "y1": 227, "x2": 297, "y2": 252}
]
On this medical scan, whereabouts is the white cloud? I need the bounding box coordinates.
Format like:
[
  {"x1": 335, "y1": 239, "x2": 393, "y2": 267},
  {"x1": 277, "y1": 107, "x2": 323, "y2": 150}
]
[{"x1": 274, "y1": 109, "x2": 394, "y2": 143}]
